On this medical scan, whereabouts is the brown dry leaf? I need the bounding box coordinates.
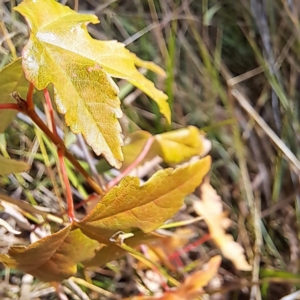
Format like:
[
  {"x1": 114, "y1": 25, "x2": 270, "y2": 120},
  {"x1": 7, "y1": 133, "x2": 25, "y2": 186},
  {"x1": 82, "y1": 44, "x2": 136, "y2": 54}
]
[
  {"x1": 193, "y1": 179, "x2": 252, "y2": 271},
  {"x1": 173, "y1": 255, "x2": 221, "y2": 299},
  {"x1": 0, "y1": 225, "x2": 100, "y2": 282},
  {"x1": 76, "y1": 157, "x2": 211, "y2": 244},
  {"x1": 130, "y1": 256, "x2": 221, "y2": 300}
]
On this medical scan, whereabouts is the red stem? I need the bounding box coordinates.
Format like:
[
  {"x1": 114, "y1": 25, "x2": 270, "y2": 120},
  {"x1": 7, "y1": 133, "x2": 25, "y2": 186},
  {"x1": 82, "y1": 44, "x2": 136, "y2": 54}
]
[
  {"x1": 74, "y1": 194, "x2": 99, "y2": 210},
  {"x1": 168, "y1": 234, "x2": 211, "y2": 266},
  {"x1": 140, "y1": 244, "x2": 169, "y2": 291},
  {"x1": 180, "y1": 233, "x2": 211, "y2": 253},
  {"x1": 58, "y1": 149, "x2": 75, "y2": 220},
  {"x1": 26, "y1": 82, "x2": 35, "y2": 110},
  {"x1": 43, "y1": 88, "x2": 74, "y2": 221},
  {"x1": 106, "y1": 136, "x2": 155, "y2": 190},
  {"x1": 172, "y1": 255, "x2": 184, "y2": 268},
  {"x1": 0, "y1": 103, "x2": 22, "y2": 111},
  {"x1": 43, "y1": 89, "x2": 57, "y2": 136}
]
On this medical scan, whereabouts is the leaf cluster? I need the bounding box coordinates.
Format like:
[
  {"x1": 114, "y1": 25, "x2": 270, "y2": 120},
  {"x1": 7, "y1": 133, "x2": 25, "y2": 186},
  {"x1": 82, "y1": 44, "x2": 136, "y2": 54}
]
[
  {"x1": 0, "y1": 0, "x2": 251, "y2": 296},
  {"x1": 0, "y1": 0, "x2": 210, "y2": 282}
]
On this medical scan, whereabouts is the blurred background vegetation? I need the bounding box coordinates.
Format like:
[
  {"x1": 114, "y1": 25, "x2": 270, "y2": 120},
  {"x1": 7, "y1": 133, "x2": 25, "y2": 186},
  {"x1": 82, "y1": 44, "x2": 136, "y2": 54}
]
[{"x1": 2, "y1": 0, "x2": 300, "y2": 299}]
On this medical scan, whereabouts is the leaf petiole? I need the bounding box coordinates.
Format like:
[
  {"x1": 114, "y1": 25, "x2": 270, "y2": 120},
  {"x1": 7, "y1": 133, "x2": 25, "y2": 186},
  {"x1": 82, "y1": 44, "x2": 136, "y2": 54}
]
[
  {"x1": 0, "y1": 103, "x2": 22, "y2": 111},
  {"x1": 106, "y1": 136, "x2": 155, "y2": 190},
  {"x1": 43, "y1": 88, "x2": 75, "y2": 220}
]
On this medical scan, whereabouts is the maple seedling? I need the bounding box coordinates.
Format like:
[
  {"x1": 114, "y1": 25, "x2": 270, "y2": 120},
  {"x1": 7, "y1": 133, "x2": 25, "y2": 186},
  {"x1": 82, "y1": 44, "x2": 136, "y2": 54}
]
[{"x1": 0, "y1": 0, "x2": 250, "y2": 293}]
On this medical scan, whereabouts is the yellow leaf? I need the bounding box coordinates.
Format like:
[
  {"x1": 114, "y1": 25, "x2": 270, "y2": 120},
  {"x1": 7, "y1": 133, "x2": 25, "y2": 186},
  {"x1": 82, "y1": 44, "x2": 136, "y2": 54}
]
[
  {"x1": 133, "y1": 54, "x2": 166, "y2": 77},
  {"x1": 86, "y1": 43, "x2": 170, "y2": 123},
  {"x1": 15, "y1": 0, "x2": 123, "y2": 167},
  {"x1": 15, "y1": 0, "x2": 170, "y2": 168},
  {"x1": 76, "y1": 157, "x2": 211, "y2": 244},
  {"x1": 0, "y1": 58, "x2": 29, "y2": 133},
  {"x1": 156, "y1": 126, "x2": 211, "y2": 164},
  {"x1": 119, "y1": 126, "x2": 211, "y2": 170},
  {"x1": 193, "y1": 179, "x2": 252, "y2": 271}
]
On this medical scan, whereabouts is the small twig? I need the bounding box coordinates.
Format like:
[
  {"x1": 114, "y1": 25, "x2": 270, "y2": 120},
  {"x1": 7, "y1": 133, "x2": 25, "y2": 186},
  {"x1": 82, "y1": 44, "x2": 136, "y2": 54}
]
[
  {"x1": 106, "y1": 136, "x2": 155, "y2": 189},
  {"x1": 73, "y1": 0, "x2": 79, "y2": 11}
]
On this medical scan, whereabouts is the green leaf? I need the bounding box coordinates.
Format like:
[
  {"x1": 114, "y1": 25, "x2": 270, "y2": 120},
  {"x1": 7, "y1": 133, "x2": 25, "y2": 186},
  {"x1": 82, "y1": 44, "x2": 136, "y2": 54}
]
[
  {"x1": 0, "y1": 155, "x2": 30, "y2": 176},
  {"x1": 0, "y1": 225, "x2": 100, "y2": 282},
  {"x1": 14, "y1": 0, "x2": 170, "y2": 167},
  {"x1": 0, "y1": 58, "x2": 28, "y2": 132},
  {"x1": 76, "y1": 157, "x2": 211, "y2": 244}
]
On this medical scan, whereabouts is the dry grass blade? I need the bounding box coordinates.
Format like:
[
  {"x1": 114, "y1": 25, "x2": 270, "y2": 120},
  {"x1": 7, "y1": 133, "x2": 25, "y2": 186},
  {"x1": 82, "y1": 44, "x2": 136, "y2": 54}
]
[{"x1": 230, "y1": 88, "x2": 300, "y2": 171}]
